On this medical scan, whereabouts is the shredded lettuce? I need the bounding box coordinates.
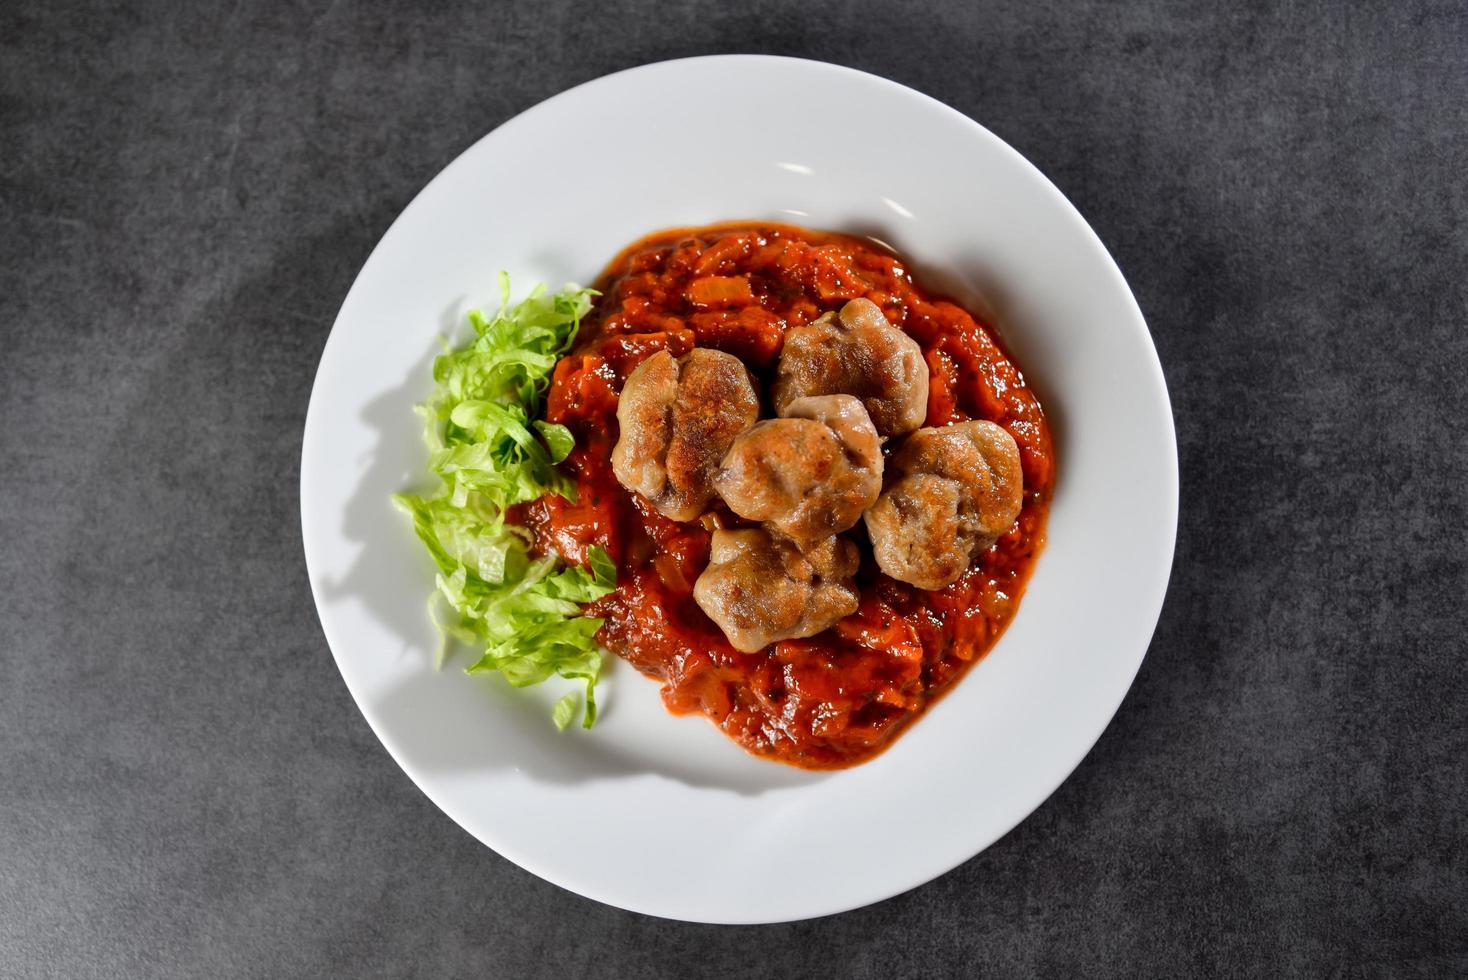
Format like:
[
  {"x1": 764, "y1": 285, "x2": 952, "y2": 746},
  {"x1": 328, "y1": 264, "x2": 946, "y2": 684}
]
[{"x1": 393, "y1": 275, "x2": 613, "y2": 729}]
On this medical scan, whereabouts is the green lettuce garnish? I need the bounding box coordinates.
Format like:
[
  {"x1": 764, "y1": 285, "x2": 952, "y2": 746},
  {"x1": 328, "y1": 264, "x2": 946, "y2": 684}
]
[{"x1": 393, "y1": 274, "x2": 614, "y2": 730}]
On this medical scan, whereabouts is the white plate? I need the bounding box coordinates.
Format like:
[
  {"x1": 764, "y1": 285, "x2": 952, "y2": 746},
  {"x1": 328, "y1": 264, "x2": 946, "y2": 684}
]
[{"x1": 301, "y1": 55, "x2": 1177, "y2": 924}]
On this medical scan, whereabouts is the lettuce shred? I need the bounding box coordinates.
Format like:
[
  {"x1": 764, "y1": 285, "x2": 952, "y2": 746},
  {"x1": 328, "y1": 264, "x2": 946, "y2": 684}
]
[{"x1": 393, "y1": 274, "x2": 614, "y2": 729}]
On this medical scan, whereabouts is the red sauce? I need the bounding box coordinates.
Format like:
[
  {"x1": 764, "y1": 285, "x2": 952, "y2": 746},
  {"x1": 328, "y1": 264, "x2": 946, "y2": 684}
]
[{"x1": 516, "y1": 222, "x2": 1055, "y2": 769}]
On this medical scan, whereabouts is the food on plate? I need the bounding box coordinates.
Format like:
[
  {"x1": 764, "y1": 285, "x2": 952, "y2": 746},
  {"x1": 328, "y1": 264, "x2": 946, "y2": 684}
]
[
  {"x1": 712, "y1": 394, "x2": 882, "y2": 545},
  {"x1": 514, "y1": 222, "x2": 1055, "y2": 768},
  {"x1": 399, "y1": 224, "x2": 1053, "y2": 763},
  {"x1": 771, "y1": 296, "x2": 929, "y2": 437},
  {"x1": 611, "y1": 348, "x2": 761, "y2": 521},
  {"x1": 692, "y1": 529, "x2": 860, "y2": 653},
  {"x1": 865, "y1": 421, "x2": 1025, "y2": 590}
]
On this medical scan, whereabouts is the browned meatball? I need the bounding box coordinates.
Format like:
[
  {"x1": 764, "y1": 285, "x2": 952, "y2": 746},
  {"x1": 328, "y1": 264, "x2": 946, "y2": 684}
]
[
  {"x1": 771, "y1": 297, "x2": 929, "y2": 437},
  {"x1": 611, "y1": 348, "x2": 760, "y2": 521},
  {"x1": 864, "y1": 421, "x2": 1024, "y2": 590},
  {"x1": 712, "y1": 394, "x2": 882, "y2": 544},
  {"x1": 692, "y1": 529, "x2": 860, "y2": 652}
]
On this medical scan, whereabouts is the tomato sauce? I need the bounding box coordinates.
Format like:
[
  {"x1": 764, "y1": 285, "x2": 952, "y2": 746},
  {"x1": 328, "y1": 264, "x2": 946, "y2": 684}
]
[{"x1": 518, "y1": 222, "x2": 1054, "y2": 769}]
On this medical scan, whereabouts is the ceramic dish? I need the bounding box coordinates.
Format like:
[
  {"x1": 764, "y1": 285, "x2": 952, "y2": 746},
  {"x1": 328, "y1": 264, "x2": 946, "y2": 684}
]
[{"x1": 300, "y1": 54, "x2": 1177, "y2": 923}]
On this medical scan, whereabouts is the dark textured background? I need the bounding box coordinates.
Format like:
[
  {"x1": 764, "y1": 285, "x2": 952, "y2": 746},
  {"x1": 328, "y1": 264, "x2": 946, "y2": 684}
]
[{"x1": 3, "y1": 0, "x2": 1465, "y2": 976}]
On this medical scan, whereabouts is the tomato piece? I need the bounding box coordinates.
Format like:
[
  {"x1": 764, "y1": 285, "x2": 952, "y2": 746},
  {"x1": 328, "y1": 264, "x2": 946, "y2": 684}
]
[{"x1": 684, "y1": 275, "x2": 756, "y2": 309}]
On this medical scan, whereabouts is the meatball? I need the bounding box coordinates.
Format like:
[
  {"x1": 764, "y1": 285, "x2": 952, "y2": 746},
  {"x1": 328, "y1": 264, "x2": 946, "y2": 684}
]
[
  {"x1": 864, "y1": 421, "x2": 1024, "y2": 590},
  {"x1": 611, "y1": 348, "x2": 760, "y2": 521},
  {"x1": 771, "y1": 297, "x2": 929, "y2": 437},
  {"x1": 693, "y1": 529, "x2": 860, "y2": 653},
  {"x1": 712, "y1": 395, "x2": 882, "y2": 544}
]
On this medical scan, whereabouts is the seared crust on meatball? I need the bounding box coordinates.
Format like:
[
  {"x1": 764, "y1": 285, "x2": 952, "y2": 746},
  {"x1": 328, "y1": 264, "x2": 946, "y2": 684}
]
[
  {"x1": 692, "y1": 529, "x2": 860, "y2": 653},
  {"x1": 611, "y1": 348, "x2": 760, "y2": 521},
  {"x1": 712, "y1": 394, "x2": 882, "y2": 544},
  {"x1": 864, "y1": 421, "x2": 1024, "y2": 590},
  {"x1": 771, "y1": 297, "x2": 929, "y2": 438}
]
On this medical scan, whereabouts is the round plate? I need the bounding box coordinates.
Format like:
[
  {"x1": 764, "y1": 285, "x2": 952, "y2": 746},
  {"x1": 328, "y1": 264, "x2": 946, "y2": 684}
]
[{"x1": 301, "y1": 55, "x2": 1177, "y2": 924}]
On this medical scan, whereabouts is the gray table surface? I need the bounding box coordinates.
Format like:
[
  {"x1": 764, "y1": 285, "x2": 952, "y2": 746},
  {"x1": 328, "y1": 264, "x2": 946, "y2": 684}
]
[{"x1": 4, "y1": 1, "x2": 1465, "y2": 976}]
